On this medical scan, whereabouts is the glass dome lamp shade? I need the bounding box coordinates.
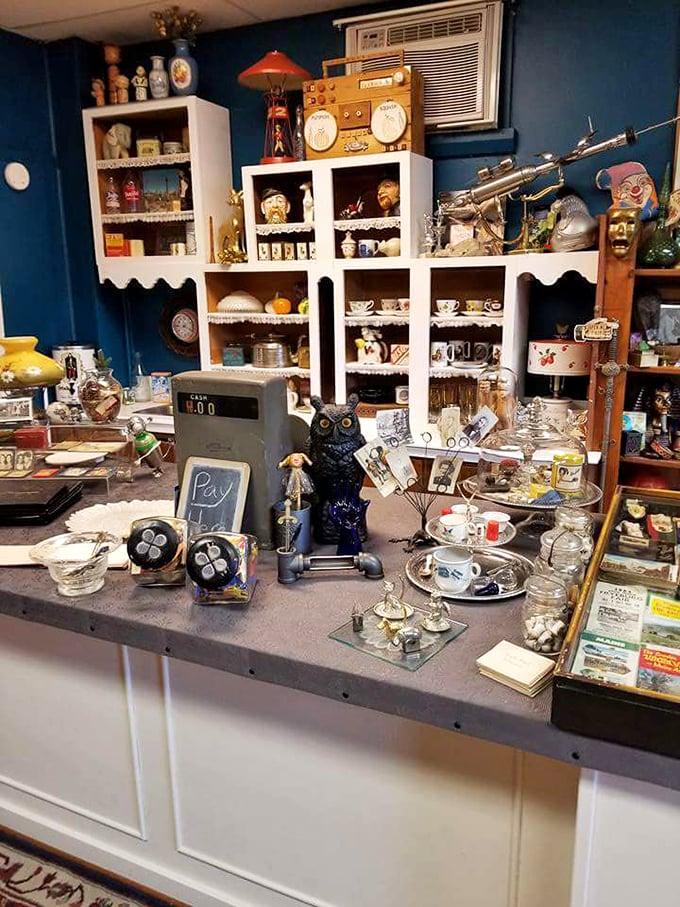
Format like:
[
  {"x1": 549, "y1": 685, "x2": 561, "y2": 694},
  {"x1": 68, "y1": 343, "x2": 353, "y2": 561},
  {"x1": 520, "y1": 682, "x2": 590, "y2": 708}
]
[{"x1": 238, "y1": 50, "x2": 312, "y2": 164}]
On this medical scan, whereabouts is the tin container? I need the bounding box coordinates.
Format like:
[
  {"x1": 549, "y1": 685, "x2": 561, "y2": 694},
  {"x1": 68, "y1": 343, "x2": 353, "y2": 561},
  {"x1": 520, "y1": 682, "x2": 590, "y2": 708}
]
[
  {"x1": 222, "y1": 344, "x2": 246, "y2": 367},
  {"x1": 52, "y1": 343, "x2": 96, "y2": 405},
  {"x1": 187, "y1": 531, "x2": 258, "y2": 604}
]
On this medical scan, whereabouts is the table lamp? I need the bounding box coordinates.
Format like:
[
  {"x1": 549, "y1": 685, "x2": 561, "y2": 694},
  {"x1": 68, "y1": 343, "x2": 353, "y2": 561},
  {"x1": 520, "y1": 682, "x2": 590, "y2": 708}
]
[
  {"x1": 526, "y1": 340, "x2": 592, "y2": 426},
  {"x1": 238, "y1": 50, "x2": 311, "y2": 164}
]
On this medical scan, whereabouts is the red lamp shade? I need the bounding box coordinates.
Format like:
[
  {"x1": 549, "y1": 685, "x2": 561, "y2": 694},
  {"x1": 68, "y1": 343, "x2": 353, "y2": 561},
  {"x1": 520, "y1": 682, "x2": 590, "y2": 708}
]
[
  {"x1": 238, "y1": 51, "x2": 312, "y2": 165},
  {"x1": 238, "y1": 50, "x2": 311, "y2": 91}
]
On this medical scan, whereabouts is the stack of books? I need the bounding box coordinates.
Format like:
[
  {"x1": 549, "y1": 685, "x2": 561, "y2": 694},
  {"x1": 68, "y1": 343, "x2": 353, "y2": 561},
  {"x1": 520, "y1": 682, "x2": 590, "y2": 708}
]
[{"x1": 476, "y1": 640, "x2": 555, "y2": 697}]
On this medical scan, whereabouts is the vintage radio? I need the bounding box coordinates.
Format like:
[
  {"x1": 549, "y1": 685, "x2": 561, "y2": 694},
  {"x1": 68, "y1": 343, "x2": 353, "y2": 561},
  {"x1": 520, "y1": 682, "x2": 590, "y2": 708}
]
[{"x1": 302, "y1": 51, "x2": 424, "y2": 159}]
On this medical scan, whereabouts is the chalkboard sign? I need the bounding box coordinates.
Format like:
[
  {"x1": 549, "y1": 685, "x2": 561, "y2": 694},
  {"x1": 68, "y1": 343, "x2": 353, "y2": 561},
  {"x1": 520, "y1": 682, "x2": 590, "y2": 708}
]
[{"x1": 177, "y1": 457, "x2": 250, "y2": 533}]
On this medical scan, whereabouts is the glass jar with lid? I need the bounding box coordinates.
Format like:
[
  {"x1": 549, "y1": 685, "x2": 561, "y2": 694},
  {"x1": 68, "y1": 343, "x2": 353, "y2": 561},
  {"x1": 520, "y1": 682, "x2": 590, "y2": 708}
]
[
  {"x1": 476, "y1": 397, "x2": 589, "y2": 505},
  {"x1": 522, "y1": 575, "x2": 569, "y2": 654},
  {"x1": 554, "y1": 505, "x2": 594, "y2": 564},
  {"x1": 476, "y1": 365, "x2": 517, "y2": 431},
  {"x1": 533, "y1": 528, "x2": 585, "y2": 609}
]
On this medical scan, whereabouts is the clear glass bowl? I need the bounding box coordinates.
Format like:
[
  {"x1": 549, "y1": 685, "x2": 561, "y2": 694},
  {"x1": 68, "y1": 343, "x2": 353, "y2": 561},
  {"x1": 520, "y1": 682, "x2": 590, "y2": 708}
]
[{"x1": 29, "y1": 531, "x2": 121, "y2": 596}]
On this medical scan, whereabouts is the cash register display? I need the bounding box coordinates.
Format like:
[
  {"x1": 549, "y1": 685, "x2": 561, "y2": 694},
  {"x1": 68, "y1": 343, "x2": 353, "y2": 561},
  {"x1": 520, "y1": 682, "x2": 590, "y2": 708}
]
[{"x1": 176, "y1": 392, "x2": 259, "y2": 420}]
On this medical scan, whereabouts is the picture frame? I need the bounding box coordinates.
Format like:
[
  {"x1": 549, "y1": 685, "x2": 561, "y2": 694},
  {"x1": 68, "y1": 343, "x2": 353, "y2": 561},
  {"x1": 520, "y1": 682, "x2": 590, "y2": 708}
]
[
  {"x1": 0, "y1": 395, "x2": 33, "y2": 424},
  {"x1": 177, "y1": 456, "x2": 250, "y2": 533}
]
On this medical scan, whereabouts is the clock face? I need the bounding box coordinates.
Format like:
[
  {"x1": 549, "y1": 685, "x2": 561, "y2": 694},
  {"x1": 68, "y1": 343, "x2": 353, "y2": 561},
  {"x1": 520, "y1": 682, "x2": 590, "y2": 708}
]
[
  {"x1": 171, "y1": 307, "x2": 198, "y2": 344},
  {"x1": 371, "y1": 101, "x2": 408, "y2": 144},
  {"x1": 304, "y1": 110, "x2": 338, "y2": 152}
]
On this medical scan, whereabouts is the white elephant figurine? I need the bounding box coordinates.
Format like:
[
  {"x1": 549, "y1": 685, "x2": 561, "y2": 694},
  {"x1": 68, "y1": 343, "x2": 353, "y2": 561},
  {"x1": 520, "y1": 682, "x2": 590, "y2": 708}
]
[{"x1": 102, "y1": 122, "x2": 132, "y2": 160}]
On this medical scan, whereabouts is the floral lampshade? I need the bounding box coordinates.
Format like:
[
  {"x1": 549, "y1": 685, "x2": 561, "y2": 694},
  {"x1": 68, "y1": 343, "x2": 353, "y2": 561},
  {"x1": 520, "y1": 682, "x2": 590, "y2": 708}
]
[{"x1": 527, "y1": 340, "x2": 592, "y2": 381}]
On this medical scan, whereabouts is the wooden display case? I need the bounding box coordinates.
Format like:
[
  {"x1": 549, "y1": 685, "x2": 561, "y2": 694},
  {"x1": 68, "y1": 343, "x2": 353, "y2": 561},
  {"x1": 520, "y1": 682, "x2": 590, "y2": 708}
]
[{"x1": 553, "y1": 485, "x2": 680, "y2": 758}]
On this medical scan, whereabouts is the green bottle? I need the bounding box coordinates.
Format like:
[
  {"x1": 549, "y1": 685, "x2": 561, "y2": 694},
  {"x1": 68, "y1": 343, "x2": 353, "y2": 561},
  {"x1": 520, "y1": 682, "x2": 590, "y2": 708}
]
[{"x1": 639, "y1": 163, "x2": 678, "y2": 268}]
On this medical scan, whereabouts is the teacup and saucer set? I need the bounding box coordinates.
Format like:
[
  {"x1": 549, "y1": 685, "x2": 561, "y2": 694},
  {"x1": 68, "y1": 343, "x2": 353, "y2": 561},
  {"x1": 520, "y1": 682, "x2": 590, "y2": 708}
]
[{"x1": 425, "y1": 504, "x2": 515, "y2": 549}]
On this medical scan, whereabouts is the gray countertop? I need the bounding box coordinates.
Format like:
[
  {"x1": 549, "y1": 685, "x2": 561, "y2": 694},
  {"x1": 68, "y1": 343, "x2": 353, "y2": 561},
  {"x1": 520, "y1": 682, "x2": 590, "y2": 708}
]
[{"x1": 0, "y1": 469, "x2": 677, "y2": 791}]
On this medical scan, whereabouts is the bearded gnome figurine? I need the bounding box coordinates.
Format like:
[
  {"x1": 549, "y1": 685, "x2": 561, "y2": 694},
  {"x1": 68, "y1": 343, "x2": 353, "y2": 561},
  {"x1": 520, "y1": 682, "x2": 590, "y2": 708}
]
[{"x1": 307, "y1": 394, "x2": 367, "y2": 544}]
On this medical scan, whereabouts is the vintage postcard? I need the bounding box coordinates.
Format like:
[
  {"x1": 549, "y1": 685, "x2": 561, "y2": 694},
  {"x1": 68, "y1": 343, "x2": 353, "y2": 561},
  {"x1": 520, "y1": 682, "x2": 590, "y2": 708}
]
[
  {"x1": 384, "y1": 445, "x2": 418, "y2": 491},
  {"x1": 376, "y1": 408, "x2": 412, "y2": 447},
  {"x1": 585, "y1": 581, "x2": 646, "y2": 644},
  {"x1": 428, "y1": 455, "x2": 462, "y2": 494},
  {"x1": 353, "y1": 439, "x2": 398, "y2": 497}
]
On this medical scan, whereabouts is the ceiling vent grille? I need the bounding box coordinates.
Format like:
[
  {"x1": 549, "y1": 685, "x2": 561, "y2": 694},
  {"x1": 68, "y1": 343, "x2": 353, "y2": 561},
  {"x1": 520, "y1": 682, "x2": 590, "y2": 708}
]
[{"x1": 341, "y1": 1, "x2": 503, "y2": 131}]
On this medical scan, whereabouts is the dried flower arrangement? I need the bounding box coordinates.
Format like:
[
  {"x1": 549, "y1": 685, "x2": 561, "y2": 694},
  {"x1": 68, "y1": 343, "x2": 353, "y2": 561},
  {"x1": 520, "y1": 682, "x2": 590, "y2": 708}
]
[{"x1": 151, "y1": 6, "x2": 203, "y2": 44}]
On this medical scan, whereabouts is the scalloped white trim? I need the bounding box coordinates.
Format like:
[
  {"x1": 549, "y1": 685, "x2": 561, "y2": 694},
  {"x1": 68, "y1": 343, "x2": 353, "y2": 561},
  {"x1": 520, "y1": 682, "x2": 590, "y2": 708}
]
[
  {"x1": 431, "y1": 315, "x2": 504, "y2": 328},
  {"x1": 345, "y1": 363, "x2": 409, "y2": 375},
  {"x1": 334, "y1": 216, "x2": 400, "y2": 232},
  {"x1": 255, "y1": 222, "x2": 314, "y2": 235},
  {"x1": 208, "y1": 313, "x2": 309, "y2": 324},
  {"x1": 210, "y1": 364, "x2": 310, "y2": 377},
  {"x1": 102, "y1": 210, "x2": 194, "y2": 224},
  {"x1": 97, "y1": 153, "x2": 191, "y2": 169}
]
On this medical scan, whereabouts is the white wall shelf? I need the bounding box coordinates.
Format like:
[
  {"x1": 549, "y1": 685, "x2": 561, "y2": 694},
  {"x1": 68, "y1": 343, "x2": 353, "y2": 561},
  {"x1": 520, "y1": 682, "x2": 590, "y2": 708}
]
[
  {"x1": 210, "y1": 364, "x2": 310, "y2": 378},
  {"x1": 96, "y1": 153, "x2": 191, "y2": 170},
  {"x1": 207, "y1": 313, "x2": 309, "y2": 325},
  {"x1": 101, "y1": 210, "x2": 194, "y2": 225}
]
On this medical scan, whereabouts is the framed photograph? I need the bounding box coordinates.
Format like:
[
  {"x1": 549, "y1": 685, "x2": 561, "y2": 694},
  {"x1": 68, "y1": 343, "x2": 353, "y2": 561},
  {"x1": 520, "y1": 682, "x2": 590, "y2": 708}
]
[
  {"x1": 0, "y1": 395, "x2": 33, "y2": 423},
  {"x1": 142, "y1": 168, "x2": 181, "y2": 213},
  {"x1": 177, "y1": 457, "x2": 251, "y2": 533}
]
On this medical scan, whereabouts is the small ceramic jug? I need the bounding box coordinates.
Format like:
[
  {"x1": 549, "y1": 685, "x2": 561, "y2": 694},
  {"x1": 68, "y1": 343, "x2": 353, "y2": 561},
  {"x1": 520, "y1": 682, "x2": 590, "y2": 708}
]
[{"x1": 340, "y1": 232, "x2": 357, "y2": 259}]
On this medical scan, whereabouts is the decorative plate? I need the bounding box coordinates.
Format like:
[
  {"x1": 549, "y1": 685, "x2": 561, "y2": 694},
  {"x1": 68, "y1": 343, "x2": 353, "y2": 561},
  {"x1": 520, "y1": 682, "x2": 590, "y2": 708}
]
[
  {"x1": 45, "y1": 451, "x2": 106, "y2": 466},
  {"x1": 462, "y1": 476, "x2": 603, "y2": 511},
  {"x1": 425, "y1": 516, "x2": 516, "y2": 549},
  {"x1": 66, "y1": 500, "x2": 175, "y2": 539},
  {"x1": 406, "y1": 548, "x2": 533, "y2": 602}
]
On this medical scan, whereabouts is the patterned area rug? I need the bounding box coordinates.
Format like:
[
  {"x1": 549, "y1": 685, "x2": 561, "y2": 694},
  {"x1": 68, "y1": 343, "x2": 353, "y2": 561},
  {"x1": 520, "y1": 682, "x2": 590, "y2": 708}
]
[{"x1": 0, "y1": 837, "x2": 178, "y2": 907}]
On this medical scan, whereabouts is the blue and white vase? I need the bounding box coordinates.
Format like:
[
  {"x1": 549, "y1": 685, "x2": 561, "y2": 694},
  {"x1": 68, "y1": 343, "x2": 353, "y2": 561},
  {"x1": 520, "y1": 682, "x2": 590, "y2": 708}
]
[
  {"x1": 148, "y1": 56, "x2": 169, "y2": 99},
  {"x1": 169, "y1": 39, "x2": 198, "y2": 96}
]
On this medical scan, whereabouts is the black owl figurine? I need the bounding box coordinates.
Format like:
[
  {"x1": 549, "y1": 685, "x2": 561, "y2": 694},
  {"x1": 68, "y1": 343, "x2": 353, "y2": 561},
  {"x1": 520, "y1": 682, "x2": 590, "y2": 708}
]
[{"x1": 307, "y1": 394, "x2": 367, "y2": 544}]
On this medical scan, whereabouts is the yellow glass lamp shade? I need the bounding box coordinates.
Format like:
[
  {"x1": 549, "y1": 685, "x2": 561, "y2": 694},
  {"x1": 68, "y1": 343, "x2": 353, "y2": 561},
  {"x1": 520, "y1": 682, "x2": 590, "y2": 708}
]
[{"x1": 0, "y1": 337, "x2": 64, "y2": 388}]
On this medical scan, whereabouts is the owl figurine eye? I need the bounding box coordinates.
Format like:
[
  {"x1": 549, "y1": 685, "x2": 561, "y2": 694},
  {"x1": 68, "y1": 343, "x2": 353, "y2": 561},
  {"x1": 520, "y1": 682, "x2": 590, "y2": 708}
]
[
  {"x1": 341, "y1": 417, "x2": 353, "y2": 428},
  {"x1": 319, "y1": 418, "x2": 331, "y2": 429}
]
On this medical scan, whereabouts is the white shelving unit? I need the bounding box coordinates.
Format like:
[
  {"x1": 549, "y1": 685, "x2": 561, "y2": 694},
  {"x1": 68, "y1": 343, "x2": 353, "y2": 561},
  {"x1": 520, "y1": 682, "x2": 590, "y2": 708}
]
[{"x1": 82, "y1": 96, "x2": 232, "y2": 288}]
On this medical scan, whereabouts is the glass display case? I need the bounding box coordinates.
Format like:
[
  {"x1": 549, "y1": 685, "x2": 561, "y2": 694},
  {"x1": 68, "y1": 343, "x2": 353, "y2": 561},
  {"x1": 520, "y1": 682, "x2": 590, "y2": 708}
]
[{"x1": 552, "y1": 485, "x2": 680, "y2": 758}]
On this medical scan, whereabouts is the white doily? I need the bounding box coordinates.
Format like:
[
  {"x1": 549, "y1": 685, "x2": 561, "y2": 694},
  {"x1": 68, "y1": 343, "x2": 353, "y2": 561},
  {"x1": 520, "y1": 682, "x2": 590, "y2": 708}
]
[{"x1": 66, "y1": 500, "x2": 175, "y2": 539}]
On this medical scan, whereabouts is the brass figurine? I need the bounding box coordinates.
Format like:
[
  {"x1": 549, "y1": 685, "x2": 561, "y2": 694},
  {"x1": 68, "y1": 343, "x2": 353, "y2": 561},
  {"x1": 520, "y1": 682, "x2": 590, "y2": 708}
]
[{"x1": 218, "y1": 189, "x2": 248, "y2": 263}]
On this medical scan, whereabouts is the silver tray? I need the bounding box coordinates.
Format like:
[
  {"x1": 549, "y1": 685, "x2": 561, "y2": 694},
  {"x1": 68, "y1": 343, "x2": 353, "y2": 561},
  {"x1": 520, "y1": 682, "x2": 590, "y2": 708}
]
[
  {"x1": 462, "y1": 477, "x2": 603, "y2": 511},
  {"x1": 425, "y1": 516, "x2": 516, "y2": 549},
  {"x1": 405, "y1": 547, "x2": 533, "y2": 602}
]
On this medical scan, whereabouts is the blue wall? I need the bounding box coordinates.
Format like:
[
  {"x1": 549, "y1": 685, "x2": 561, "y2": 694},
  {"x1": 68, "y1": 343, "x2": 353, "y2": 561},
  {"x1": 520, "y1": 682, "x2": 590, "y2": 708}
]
[{"x1": 1, "y1": 0, "x2": 679, "y2": 382}]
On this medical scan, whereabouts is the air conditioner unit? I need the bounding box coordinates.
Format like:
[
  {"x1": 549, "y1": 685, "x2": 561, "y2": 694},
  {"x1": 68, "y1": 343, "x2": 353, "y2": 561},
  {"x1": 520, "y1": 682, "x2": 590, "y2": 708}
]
[{"x1": 337, "y1": 0, "x2": 503, "y2": 131}]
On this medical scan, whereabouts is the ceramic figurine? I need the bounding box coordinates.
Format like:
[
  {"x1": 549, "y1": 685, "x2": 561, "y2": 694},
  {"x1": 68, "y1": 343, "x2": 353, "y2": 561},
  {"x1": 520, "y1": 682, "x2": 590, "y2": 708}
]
[
  {"x1": 91, "y1": 78, "x2": 105, "y2": 107},
  {"x1": 260, "y1": 187, "x2": 290, "y2": 224},
  {"x1": 301, "y1": 182, "x2": 314, "y2": 226},
  {"x1": 127, "y1": 415, "x2": 164, "y2": 477},
  {"x1": 339, "y1": 197, "x2": 364, "y2": 219},
  {"x1": 308, "y1": 394, "x2": 367, "y2": 544},
  {"x1": 104, "y1": 43, "x2": 121, "y2": 105},
  {"x1": 355, "y1": 327, "x2": 388, "y2": 365},
  {"x1": 218, "y1": 189, "x2": 247, "y2": 264},
  {"x1": 596, "y1": 161, "x2": 658, "y2": 221},
  {"x1": 131, "y1": 66, "x2": 148, "y2": 101},
  {"x1": 277, "y1": 451, "x2": 314, "y2": 511},
  {"x1": 115, "y1": 73, "x2": 130, "y2": 104},
  {"x1": 102, "y1": 123, "x2": 132, "y2": 160},
  {"x1": 377, "y1": 177, "x2": 400, "y2": 217}
]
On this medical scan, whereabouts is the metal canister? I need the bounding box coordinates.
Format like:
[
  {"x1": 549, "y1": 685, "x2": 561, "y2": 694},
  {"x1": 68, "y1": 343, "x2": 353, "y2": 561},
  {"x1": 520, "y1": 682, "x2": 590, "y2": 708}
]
[{"x1": 52, "y1": 343, "x2": 95, "y2": 405}]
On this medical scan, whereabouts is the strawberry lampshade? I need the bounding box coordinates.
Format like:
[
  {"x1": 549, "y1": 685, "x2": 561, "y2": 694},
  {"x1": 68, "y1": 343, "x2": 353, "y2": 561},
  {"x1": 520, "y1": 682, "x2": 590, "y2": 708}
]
[{"x1": 527, "y1": 340, "x2": 592, "y2": 389}]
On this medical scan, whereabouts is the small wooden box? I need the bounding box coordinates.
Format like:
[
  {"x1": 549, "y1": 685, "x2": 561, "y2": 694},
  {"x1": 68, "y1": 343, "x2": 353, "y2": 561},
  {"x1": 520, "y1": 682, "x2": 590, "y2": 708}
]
[{"x1": 303, "y1": 52, "x2": 424, "y2": 160}]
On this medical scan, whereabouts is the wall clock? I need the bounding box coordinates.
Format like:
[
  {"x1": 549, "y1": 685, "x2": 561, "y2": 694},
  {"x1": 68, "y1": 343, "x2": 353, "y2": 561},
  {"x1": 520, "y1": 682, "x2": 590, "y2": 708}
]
[{"x1": 159, "y1": 300, "x2": 199, "y2": 357}]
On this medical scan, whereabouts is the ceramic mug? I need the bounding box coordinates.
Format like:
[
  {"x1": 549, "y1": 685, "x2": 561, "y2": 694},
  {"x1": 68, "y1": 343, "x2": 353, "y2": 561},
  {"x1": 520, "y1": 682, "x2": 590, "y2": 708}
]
[
  {"x1": 491, "y1": 343, "x2": 502, "y2": 364},
  {"x1": 465, "y1": 299, "x2": 485, "y2": 313},
  {"x1": 358, "y1": 239, "x2": 379, "y2": 257},
  {"x1": 439, "y1": 513, "x2": 468, "y2": 544},
  {"x1": 452, "y1": 340, "x2": 471, "y2": 361},
  {"x1": 395, "y1": 385, "x2": 409, "y2": 404},
  {"x1": 473, "y1": 341, "x2": 491, "y2": 363},
  {"x1": 431, "y1": 341, "x2": 455, "y2": 366},
  {"x1": 380, "y1": 298, "x2": 399, "y2": 312},
  {"x1": 397, "y1": 297, "x2": 410, "y2": 312},
  {"x1": 484, "y1": 298, "x2": 503, "y2": 314},
  {"x1": 433, "y1": 547, "x2": 481, "y2": 594},
  {"x1": 436, "y1": 299, "x2": 460, "y2": 314},
  {"x1": 348, "y1": 299, "x2": 374, "y2": 313}
]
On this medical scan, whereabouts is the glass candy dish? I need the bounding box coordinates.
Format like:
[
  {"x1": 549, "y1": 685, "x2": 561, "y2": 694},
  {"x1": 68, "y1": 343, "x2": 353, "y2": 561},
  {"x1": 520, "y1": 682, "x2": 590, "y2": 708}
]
[{"x1": 29, "y1": 531, "x2": 121, "y2": 596}]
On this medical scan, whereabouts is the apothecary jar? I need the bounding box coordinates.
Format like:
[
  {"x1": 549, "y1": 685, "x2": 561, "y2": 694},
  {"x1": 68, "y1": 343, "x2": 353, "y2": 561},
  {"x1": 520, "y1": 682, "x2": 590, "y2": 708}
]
[
  {"x1": 522, "y1": 575, "x2": 569, "y2": 655},
  {"x1": 533, "y1": 528, "x2": 585, "y2": 610},
  {"x1": 554, "y1": 505, "x2": 594, "y2": 564}
]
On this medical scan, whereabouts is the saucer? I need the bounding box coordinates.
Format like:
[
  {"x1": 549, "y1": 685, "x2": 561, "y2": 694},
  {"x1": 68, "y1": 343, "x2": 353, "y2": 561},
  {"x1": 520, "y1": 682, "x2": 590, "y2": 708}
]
[{"x1": 482, "y1": 310, "x2": 504, "y2": 317}]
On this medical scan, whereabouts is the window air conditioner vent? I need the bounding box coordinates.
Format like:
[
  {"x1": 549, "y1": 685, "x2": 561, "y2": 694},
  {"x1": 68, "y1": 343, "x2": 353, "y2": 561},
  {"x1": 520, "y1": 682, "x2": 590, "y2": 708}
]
[{"x1": 343, "y1": 1, "x2": 503, "y2": 131}]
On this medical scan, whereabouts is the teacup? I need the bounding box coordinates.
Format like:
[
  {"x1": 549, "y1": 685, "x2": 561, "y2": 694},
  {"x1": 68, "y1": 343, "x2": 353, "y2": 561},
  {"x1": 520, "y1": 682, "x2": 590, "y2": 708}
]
[
  {"x1": 397, "y1": 298, "x2": 410, "y2": 312},
  {"x1": 439, "y1": 513, "x2": 468, "y2": 544},
  {"x1": 433, "y1": 547, "x2": 481, "y2": 594},
  {"x1": 484, "y1": 298, "x2": 503, "y2": 314},
  {"x1": 465, "y1": 299, "x2": 485, "y2": 313},
  {"x1": 358, "y1": 239, "x2": 379, "y2": 257},
  {"x1": 348, "y1": 299, "x2": 374, "y2": 313},
  {"x1": 447, "y1": 503, "x2": 479, "y2": 517},
  {"x1": 380, "y1": 298, "x2": 399, "y2": 312},
  {"x1": 481, "y1": 511, "x2": 511, "y2": 528},
  {"x1": 436, "y1": 299, "x2": 460, "y2": 314}
]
